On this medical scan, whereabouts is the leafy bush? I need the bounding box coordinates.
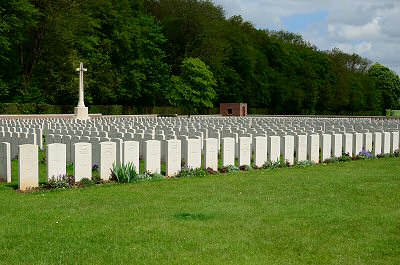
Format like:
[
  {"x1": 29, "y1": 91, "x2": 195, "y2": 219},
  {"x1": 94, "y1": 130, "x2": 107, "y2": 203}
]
[
  {"x1": 296, "y1": 160, "x2": 316, "y2": 167},
  {"x1": 324, "y1": 157, "x2": 339, "y2": 164},
  {"x1": 394, "y1": 149, "x2": 400, "y2": 157},
  {"x1": 206, "y1": 167, "x2": 218, "y2": 175},
  {"x1": 338, "y1": 153, "x2": 352, "y2": 162},
  {"x1": 239, "y1": 165, "x2": 253, "y2": 171},
  {"x1": 262, "y1": 161, "x2": 281, "y2": 169},
  {"x1": 356, "y1": 148, "x2": 375, "y2": 160},
  {"x1": 219, "y1": 165, "x2": 240, "y2": 173},
  {"x1": 66, "y1": 163, "x2": 73, "y2": 172},
  {"x1": 377, "y1": 153, "x2": 391, "y2": 158},
  {"x1": 92, "y1": 164, "x2": 99, "y2": 171},
  {"x1": 77, "y1": 178, "x2": 95, "y2": 188},
  {"x1": 110, "y1": 162, "x2": 139, "y2": 183},
  {"x1": 91, "y1": 164, "x2": 102, "y2": 183},
  {"x1": 137, "y1": 172, "x2": 164, "y2": 181},
  {"x1": 176, "y1": 168, "x2": 208, "y2": 178},
  {"x1": 41, "y1": 175, "x2": 75, "y2": 190}
]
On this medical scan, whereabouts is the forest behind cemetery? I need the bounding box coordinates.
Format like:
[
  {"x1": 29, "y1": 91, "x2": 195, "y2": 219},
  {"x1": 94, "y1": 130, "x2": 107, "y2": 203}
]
[{"x1": 1, "y1": 0, "x2": 399, "y2": 115}]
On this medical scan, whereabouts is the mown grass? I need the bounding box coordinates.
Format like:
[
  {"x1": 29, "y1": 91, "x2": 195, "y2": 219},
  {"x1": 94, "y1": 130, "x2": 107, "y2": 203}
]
[{"x1": 1, "y1": 158, "x2": 400, "y2": 264}]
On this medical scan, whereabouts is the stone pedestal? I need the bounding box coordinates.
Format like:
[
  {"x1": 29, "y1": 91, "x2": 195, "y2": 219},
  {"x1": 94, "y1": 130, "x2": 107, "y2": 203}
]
[
  {"x1": 74, "y1": 62, "x2": 90, "y2": 120},
  {"x1": 74, "y1": 106, "x2": 89, "y2": 120}
]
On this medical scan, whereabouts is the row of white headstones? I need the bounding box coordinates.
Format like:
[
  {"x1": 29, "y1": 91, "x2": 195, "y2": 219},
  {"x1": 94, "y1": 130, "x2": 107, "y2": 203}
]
[{"x1": 0, "y1": 116, "x2": 399, "y2": 190}]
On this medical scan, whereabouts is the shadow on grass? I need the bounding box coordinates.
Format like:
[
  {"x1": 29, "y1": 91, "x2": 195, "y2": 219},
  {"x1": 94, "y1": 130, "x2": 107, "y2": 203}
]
[
  {"x1": 174, "y1": 212, "x2": 215, "y2": 221},
  {"x1": 5, "y1": 183, "x2": 18, "y2": 190}
]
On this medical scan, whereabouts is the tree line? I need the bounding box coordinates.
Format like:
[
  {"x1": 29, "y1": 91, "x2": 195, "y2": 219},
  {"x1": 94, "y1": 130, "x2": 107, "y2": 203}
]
[{"x1": 1, "y1": 0, "x2": 399, "y2": 114}]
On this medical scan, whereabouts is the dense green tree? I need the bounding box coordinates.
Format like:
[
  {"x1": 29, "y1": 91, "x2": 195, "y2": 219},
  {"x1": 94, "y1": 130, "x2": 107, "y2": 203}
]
[
  {"x1": 167, "y1": 57, "x2": 216, "y2": 116},
  {"x1": 75, "y1": 0, "x2": 170, "y2": 106},
  {"x1": 0, "y1": 0, "x2": 39, "y2": 101},
  {"x1": 368, "y1": 63, "x2": 400, "y2": 110},
  {"x1": 0, "y1": 0, "x2": 398, "y2": 115}
]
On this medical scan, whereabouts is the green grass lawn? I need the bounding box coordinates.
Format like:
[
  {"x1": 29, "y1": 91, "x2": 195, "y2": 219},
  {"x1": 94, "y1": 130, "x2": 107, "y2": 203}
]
[{"x1": 1, "y1": 158, "x2": 400, "y2": 264}]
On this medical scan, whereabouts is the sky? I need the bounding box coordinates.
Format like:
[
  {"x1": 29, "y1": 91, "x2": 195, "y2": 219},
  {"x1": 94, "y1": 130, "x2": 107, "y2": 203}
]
[{"x1": 212, "y1": 0, "x2": 400, "y2": 75}]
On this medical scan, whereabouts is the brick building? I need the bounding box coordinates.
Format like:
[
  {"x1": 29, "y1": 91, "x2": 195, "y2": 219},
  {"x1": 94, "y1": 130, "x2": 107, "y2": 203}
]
[{"x1": 220, "y1": 103, "x2": 247, "y2": 117}]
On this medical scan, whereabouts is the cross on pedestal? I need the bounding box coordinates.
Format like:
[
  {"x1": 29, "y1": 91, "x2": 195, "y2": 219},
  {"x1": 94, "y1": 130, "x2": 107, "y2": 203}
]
[
  {"x1": 74, "y1": 62, "x2": 90, "y2": 120},
  {"x1": 76, "y1": 62, "x2": 87, "y2": 107}
]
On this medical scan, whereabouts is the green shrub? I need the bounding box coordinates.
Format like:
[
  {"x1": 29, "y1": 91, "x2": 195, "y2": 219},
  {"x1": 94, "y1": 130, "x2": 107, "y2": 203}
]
[
  {"x1": 206, "y1": 167, "x2": 218, "y2": 175},
  {"x1": 377, "y1": 153, "x2": 391, "y2": 158},
  {"x1": 239, "y1": 165, "x2": 253, "y2": 171},
  {"x1": 137, "y1": 172, "x2": 164, "y2": 181},
  {"x1": 78, "y1": 178, "x2": 95, "y2": 188},
  {"x1": 41, "y1": 175, "x2": 75, "y2": 190},
  {"x1": 296, "y1": 160, "x2": 316, "y2": 167},
  {"x1": 338, "y1": 153, "x2": 352, "y2": 162},
  {"x1": 91, "y1": 164, "x2": 102, "y2": 183},
  {"x1": 219, "y1": 165, "x2": 240, "y2": 173},
  {"x1": 110, "y1": 162, "x2": 139, "y2": 183},
  {"x1": 356, "y1": 149, "x2": 375, "y2": 160},
  {"x1": 176, "y1": 168, "x2": 208, "y2": 178},
  {"x1": 324, "y1": 157, "x2": 339, "y2": 164},
  {"x1": 262, "y1": 161, "x2": 281, "y2": 169}
]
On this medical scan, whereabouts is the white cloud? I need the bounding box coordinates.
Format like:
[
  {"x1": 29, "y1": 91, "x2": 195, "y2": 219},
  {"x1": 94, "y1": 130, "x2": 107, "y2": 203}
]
[
  {"x1": 212, "y1": 0, "x2": 400, "y2": 74},
  {"x1": 328, "y1": 17, "x2": 382, "y2": 41},
  {"x1": 336, "y1": 42, "x2": 373, "y2": 55}
]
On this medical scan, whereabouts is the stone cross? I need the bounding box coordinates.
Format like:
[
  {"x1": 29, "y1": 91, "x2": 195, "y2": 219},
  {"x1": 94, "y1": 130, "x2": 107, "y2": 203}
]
[{"x1": 76, "y1": 62, "x2": 87, "y2": 107}]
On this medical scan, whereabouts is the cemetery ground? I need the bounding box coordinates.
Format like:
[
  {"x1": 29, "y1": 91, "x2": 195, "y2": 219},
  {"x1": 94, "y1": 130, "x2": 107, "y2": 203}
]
[{"x1": 0, "y1": 157, "x2": 399, "y2": 264}]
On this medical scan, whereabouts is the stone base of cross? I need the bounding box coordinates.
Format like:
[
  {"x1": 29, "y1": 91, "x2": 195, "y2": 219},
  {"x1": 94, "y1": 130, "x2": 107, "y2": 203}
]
[
  {"x1": 74, "y1": 62, "x2": 90, "y2": 120},
  {"x1": 74, "y1": 106, "x2": 89, "y2": 120}
]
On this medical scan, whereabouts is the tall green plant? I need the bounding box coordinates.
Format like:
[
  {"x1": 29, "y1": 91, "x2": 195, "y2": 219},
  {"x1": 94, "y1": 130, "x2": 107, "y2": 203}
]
[{"x1": 110, "y1": 162, "x2": 138, "y2": 183}]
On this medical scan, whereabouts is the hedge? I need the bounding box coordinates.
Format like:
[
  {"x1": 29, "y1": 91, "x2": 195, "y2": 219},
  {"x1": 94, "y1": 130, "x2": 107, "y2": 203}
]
[{"x1": 0, "y1": 103, "x2": 387, "y2": 116}]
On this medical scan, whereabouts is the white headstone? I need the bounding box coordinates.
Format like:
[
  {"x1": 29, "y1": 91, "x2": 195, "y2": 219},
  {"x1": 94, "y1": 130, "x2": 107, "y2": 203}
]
[
  {"x1": 342, "y1": 133, "x2": 353, "y2": 156},
  {"x1": 363, "y1": 133, "x2": 373, "y2": 152},
  {"x1": 296, "y1": 135, "x2": 307, "y2": 162},
  {"x1": 37, "y1": 129, "x2": 43, "y2": 150},
  {"x1": 204, "y1": 138, "x2": 218, "y2": 170},
  {"x1": 238, "y1": 137, "x2": 251, "y2": 166},
  {"x1": 144, "y1": 140, "x2": 161, "y2": 174},
  {"x1": 353, "y1": 133, "x2": 363, "y2": 156},
  {"x1": 46, "y1": 143, "x2": 66, "y2": 180},
  {"x1": 222, "y1": 137, "x2": 235, "y2": 166},
  {"x1": 62, "y1": 135, "x2": 72, "y2": 164},
  {"x1": 18, "y1": 144, "x2": 38, "y2": 191},
  {"x1": 185, "y1": 138, "x2": 202, "y2": 169},
  {"x1": 331, "y1": 133, "x2": 342, "y2": 158},
  {"x1": 165, "y1": 139, "x2": 181, "y2": 176},
  {"x1": 74, "y1": 142, "x2": 92, "y2": 182},
  {"x1": 372, "y1": 132, "x2": 382, "y2": 156},
  {"x1": 123, "y1": 141, "x2": 140, "y2": 173},
  {"x1": 0, "y1": 142, "x2": 11, "y2": 182},
  {"x1": 268, "y1": 136, "x2": 281, "y2": 162},
  {"x1": 382, "y1": 132, "x2": 391, "y2": 154},
  {"x1": 320, "y1": 134, "x2": 331, "y2": 162},
  {"x1": 281, "y1": 135, "x2": 294, "y2": 165},
  {"x1": 253, "y1": 136, "x2": 267, "y2": 167},
  {"x1": 391, "y1": 131, "x2": 399, "y2": 153},
  {"x1": 100, "y1": 142, "x2": 116, "y2": 180},
  {"x1": 308, "y1": 134, "x2": 319, "y2": 163},
  {"x1": 111, "y1": 138, "x2": 123, "y2": 166}
]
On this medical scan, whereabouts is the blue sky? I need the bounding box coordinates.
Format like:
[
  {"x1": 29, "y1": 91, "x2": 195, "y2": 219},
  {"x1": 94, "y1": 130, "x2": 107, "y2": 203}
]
[
  {"x1": 212, "y1": 0, "x2": 400, "y2": 74},
  {"x1": 282, "y1": 11, "x2": 328, "y2": 34}
]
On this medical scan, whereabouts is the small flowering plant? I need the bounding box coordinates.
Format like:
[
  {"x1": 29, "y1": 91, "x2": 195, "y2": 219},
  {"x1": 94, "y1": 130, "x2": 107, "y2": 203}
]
[
  {"x1": 356, "y1": 148, "x2": 374, "y2": 160},
  {"x1": 92, "y1": 164, "x2": 99, "y2": 172}
]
